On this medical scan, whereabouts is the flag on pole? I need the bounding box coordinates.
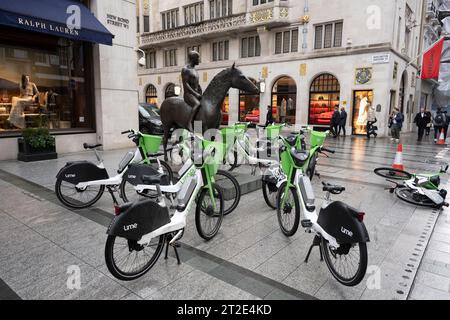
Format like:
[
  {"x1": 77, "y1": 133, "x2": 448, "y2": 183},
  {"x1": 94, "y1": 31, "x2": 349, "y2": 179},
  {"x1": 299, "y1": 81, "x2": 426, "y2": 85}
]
[{"x1": 421, "y1": 37, "x2": 445, "y2": 80}]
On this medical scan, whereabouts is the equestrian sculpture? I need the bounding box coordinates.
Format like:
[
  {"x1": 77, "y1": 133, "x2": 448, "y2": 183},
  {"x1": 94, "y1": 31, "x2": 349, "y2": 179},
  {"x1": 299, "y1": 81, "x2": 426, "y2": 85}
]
[{"x1": 160, "y1": 58, "x2": 259, "y2": 160}]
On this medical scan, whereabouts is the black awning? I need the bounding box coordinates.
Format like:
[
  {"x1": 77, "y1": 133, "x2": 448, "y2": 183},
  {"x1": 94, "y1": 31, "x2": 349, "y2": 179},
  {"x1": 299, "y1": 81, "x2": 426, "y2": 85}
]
[{"x1": 0, "y1": 0, "x2": 114, "y2": 45}]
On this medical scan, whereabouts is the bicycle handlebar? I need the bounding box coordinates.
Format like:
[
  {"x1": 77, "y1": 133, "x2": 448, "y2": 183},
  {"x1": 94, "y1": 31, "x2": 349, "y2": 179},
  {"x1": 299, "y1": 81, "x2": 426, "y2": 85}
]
[{"x1": 320, "y1": 147, "x2": 335, "y2": 154}]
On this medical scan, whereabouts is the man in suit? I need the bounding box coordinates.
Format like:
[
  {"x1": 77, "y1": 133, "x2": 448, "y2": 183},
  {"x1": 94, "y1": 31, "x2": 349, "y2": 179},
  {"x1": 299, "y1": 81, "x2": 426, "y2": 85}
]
[
  {"x1": 338, "y1": 106, "x2": 347, "y2": 137},
  {"x1": 414, "y1": 107, "x2": 429, "y2": 141}
]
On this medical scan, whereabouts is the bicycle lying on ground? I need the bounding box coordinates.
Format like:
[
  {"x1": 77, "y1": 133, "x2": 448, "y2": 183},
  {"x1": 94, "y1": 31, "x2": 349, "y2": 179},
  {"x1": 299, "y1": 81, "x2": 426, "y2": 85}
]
[
  {"x1": 105, "y1": 137, "x2": 224, "y2": 280},
  {"x1": 55, "y1": 129, "x2": 173, "y2": 209},
  {"x1": 374, "y1": 166, "x2": 449, "y2": 208},
  {"x1": 276, "y1": 141, "x2": 370, "y2": 286}
]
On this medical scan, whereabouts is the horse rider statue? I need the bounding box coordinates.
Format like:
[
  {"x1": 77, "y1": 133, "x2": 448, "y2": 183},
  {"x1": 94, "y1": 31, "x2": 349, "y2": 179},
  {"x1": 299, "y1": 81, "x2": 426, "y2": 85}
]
[{"x1": 182, "y1": 50, "x2": 202, "y2": 132}]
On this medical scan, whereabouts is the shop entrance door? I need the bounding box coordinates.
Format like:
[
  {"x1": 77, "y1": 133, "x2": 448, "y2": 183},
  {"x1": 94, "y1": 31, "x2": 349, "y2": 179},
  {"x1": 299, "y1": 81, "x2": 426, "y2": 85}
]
[{"x1": 352, "y1": 90, "x2": 373, "y2": 135}]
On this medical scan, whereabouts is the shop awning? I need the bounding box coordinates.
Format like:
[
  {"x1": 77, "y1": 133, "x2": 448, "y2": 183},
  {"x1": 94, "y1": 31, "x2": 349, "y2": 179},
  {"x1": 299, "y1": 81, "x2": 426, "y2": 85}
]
[{"x1": 0, "y1": 0, "x2": 114, "y2": 45}]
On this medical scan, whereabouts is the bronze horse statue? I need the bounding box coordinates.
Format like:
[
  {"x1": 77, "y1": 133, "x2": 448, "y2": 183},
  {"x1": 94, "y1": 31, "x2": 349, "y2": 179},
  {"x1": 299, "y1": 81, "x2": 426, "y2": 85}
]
[{"x1": 160, "y1": 64, "x2": 259, "y2": 159}]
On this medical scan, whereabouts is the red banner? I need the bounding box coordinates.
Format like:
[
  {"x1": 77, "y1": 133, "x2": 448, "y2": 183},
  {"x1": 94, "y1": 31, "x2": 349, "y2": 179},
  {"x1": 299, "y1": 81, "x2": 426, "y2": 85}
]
[{"x1": 421, "y1": 38, "x2": 445, "y2": 80}]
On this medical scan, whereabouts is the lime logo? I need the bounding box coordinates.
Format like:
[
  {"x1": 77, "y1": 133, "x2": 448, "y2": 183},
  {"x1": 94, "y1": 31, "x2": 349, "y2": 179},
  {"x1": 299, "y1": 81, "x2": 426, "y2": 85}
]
[
  {"x1": 341, "y1": 227, "x2": 353, "y2": 237},
  {"x1": 128, "y1": 175, "x2": 136, "y2": 179},
  {"x1": 124, "y1": 223, "x2": 137, "y2": 231},
  {"x1": 65, "y1": 173, "x2": 76, "y2": 178}
]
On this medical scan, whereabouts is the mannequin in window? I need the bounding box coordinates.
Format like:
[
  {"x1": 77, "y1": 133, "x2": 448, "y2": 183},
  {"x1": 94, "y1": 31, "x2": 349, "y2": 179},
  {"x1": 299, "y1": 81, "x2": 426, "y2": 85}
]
[
  {"x1": 280, "y1": 98, "x2": 287, "y2": 123},
  {"x1": 8, "y1": 74, "x2": 39, "y2": 129},
  {"x1": 356, "y1": 95, "x2": 368, "y2": 132}
]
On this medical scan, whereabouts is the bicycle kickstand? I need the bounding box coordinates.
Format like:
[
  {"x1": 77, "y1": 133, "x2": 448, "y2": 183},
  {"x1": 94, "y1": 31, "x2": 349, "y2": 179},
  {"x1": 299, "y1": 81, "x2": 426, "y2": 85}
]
[
  {"x1": 304, "y1": 235, "x2": 323, "y2": 263},
  {"x1": 164, "y1": 233, "x2": 182, "y2": 265}
]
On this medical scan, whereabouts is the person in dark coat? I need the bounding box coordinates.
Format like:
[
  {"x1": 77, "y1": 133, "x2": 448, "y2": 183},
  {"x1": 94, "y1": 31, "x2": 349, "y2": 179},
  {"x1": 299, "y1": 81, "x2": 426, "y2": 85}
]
[
  {"x1": 330, "y1": 106, "x2": 340, "y2": 138},
  {"x1": 338, "y1": 106, "x2": 347, "y2": 137},
  {"x1": 413, "y1": 107, "x2": 429, "y2": 141},
  {"x1": 265, "y1": 105, "x2": 274, "y2": 126}
]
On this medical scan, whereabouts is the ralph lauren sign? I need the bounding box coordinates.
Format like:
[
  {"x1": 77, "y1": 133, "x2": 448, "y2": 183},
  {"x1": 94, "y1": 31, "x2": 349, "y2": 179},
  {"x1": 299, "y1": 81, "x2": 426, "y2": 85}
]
[{"x1": 17, "y1": 17, "x2": 80, "y2": 36}]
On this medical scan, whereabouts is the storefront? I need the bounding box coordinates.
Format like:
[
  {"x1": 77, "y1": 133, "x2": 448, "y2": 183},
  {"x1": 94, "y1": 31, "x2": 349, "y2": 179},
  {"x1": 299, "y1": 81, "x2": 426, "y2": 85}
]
[
  {"x1": 308, "y1": 73, "x2": 340, "y2": 126},
  {"x1": 221, "y1": 94, "x2": 229, "y2": 125},
  {"x1": 145, "y1": 84, "x2": 158, "y2": 105},
  {"x1": 271, "y1": 76, "x2": 296, "y2": 124},
  {"x1": 352, "y1": 90, "x2": 374, "y2": 135},
  {"x1": 239, "y1": 78, "x2": 259, "y2": 123},
  {"x1": 0, "y1": 0, "x2": 139, "y2": 160}
]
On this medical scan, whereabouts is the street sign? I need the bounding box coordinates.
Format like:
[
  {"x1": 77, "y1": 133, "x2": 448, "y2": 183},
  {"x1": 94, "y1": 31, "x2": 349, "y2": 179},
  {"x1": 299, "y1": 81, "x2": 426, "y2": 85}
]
[{"x1": 372, "y1": 54, "x2": 390, "y2": 64}]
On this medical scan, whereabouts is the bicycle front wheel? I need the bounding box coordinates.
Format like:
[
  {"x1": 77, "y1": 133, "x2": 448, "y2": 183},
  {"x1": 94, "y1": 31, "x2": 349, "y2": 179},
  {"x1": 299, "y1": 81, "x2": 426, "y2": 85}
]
[
  {"x1": 262, "y1": 180, "x2": 278, "y2": 209},
  {"x1": 105, "y1": 234, "x2": 166, "y2": 281},
  {"x1": 276, "y1": 182, "x2": 300, "y2": 237},
  {"x1": 55, "y1": 177, "x2": 105, "y2": 209},
  {"x1": 395, "y1": 186, "x2": 437, "y2": 207},
  {"x1": 321, "y1": 239, "x2": 368, "y2": 287},
  {"x1": 215, "y1": 170, "x2": 241, "y2": 215},
  {"x1": 374, "y1": 167, "x2": 413, "y2": 180},
  {"x1": 195, "y1": 184, "x2": 224, "y2": 240}
]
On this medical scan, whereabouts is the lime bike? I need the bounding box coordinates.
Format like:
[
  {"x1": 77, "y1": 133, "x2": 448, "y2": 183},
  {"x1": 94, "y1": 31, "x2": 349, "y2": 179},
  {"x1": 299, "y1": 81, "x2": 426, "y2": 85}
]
[
  {"x1": 374, "y1": 166, "x2": 449, "y2": 208},
  {"x1": 275, "y1": 140, "x2": 370, "y2": 286},
  {"x1": 262, "y1": 127, "x2": 329, "y2": 209},
  {"x1": 105, "y1": 136, "x2": 224, "y2": 280},
  {"x1": 55, "y1": 130, "x2": 173, "y2": 209}
]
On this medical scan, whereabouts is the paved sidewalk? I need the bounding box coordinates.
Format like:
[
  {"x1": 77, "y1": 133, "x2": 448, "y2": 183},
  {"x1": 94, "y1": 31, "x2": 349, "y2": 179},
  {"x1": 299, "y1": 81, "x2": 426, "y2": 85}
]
[{"x1": 0, "y1": 132, "x2": 449, "y2": 300}]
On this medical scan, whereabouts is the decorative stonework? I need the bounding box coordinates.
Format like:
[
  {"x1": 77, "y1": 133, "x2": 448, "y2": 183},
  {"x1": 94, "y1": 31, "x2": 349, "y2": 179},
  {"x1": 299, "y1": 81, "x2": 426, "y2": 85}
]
[
  {"x1": 280, "y1": 8, "x2": 289, "y2": 19},
  {"x1": 250, "y1": 9, "x2": 274, "y2": 23},
  {"x1": 141, "y1": 14, "x2": 246, "y2": 45},
  {"x1": 355, "y1": 67, "x2": 372, "y2": 85}
]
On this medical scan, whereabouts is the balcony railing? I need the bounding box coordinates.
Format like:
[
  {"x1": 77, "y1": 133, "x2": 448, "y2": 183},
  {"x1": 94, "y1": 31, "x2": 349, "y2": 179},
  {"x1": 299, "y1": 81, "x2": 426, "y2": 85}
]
[{"x1": 140, "y1": 6, "x2": 290, "y2": 47}]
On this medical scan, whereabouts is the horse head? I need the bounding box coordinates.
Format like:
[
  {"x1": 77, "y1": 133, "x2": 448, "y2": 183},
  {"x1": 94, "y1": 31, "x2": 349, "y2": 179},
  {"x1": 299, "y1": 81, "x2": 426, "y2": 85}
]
[{"x1": 229, "y1": 63, "x2": 260, "y2": 94}]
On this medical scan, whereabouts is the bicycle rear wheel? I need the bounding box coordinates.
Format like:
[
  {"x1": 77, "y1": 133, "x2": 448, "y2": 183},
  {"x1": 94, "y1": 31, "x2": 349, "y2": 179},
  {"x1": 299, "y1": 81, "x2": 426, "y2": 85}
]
[
  {"x1": 195, "y1": 184, "x2": 224, "y2": 240},
  {"x1": 395, "y1": 186, "x2": 437, "y2": 207},
  {"x1": 321, "y1": 238, "x2": 368, "y2": 286},
  {"x1": 105, "y1": 234, "x2": 166, "y2": 281},
  {"x1": 374, "y1": 167, "x2": 413, "y2": 180},
  {"x1": 55, "y1": 177, "x2": 105, "y2": 209},
  {"x1": 215, "y1": 170, "x2": 241, "y2": 215}
]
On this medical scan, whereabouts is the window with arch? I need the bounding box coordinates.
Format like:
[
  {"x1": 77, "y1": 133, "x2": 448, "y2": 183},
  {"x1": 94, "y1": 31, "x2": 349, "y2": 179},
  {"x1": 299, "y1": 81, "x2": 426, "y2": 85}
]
[
  {"x1": 239, "y1": 78, "x2": 260, "y2": 123},
  {"x1": 145, "y1": 84, "x2": 158, "y2": 105},
  {"x1": 308, "y1": 73, "x2": 340, "y2": 125},
  {"x1": 271, "y1": 76, "x2": 296, "y2": 124}
]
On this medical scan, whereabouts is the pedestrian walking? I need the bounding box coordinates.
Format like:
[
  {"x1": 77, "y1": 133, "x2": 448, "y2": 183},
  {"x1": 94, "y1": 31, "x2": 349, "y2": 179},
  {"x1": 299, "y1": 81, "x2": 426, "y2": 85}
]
[
  {"x1": 433, "y1": 107, "x2": 447, "y2": 143},
  {"x1": 338, "y1": 106, "x2": 347, "y2": 136},
  {"x1": 414, "y1": 107, "x2": 429, "y2": 141},
  {"x1": 389, "y1": 107, "x2": 404, "y2": 143},
  {"x1": 265, "y1": 105, "x2": 274, "y2": 126},
  {"x1": 330, "y1": 106, "x2": 340, "y2": 138},
  {"x1": 366, "y1": 104, "x2": 377, "y2": 139}
]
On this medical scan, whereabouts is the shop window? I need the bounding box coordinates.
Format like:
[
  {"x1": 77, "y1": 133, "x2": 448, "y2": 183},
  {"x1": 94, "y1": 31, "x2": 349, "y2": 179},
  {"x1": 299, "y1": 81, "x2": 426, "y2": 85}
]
[
  {"x1": 0, "y1": 31, "x2": 94, "y2": 134},
  {"x1": 271, "y1": 76, "x2": 296, "y2": 125},
  {"x1": 145, "y1": 84, "x2": 158, "y2": 105},
  {"x1": 239, "y1": 78, "x2": 260, "y2": 123},
  {"x1": 352, "y1": 90, "x2": 373, "y2": 135},
  {"x1": 221, "y1": 94, "x2": 229, "y2": 125},
  {"x1": 308, "y1": 73, "x2": 340, "y2": 126}
]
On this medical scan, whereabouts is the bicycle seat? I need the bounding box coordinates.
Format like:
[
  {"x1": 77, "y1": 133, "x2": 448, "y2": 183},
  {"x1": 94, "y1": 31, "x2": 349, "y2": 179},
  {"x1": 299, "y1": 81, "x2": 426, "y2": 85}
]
[
  {"x1": 290, "y1": 148, "x2": 309, "y2": 166},
  {"x1": 322, "y1": 182, "x2": 345, "y2": 194},
  {"x1": 141, "y1": 173, "x2": 167, "y2": 185},
  {"x1": 147, "y1": 152, "x2": 164, "y2": 158},
  {"x1": 83, "y1": 143, "x2": 102, "y2": 149}
]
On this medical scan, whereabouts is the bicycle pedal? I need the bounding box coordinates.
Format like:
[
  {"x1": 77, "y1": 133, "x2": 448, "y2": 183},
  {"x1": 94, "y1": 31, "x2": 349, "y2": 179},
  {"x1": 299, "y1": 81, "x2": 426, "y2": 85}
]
[{"x1": 301, "y1": 219, "x2": 313, "y2": 228}]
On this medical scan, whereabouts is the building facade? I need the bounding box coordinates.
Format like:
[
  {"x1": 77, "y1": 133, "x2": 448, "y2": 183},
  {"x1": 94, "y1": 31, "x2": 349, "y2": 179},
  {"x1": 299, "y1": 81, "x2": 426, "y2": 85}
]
[
  {"x1": 137, "y1": 0, "x2": 425, "y2": 136},
  {"x1": 0, "y1": 0, "x2": 139, "y2": 160}
]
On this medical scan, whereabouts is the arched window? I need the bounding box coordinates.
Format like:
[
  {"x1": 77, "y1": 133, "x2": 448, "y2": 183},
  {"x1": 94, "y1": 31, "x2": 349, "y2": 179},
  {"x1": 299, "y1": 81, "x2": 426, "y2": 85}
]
[
  {"x1": 145, "y1": 84, "x2": 158, "y2": 105},
  {"x1": 308, "y1": 73, "x2": 340, "y2": 125},
  {"x1": 165, "y1": 83, "x2": 176, "y2": 99},
  {"x1": 239, "y1": 78, "x2": 260, "y2": 123},
  {"x1": 271, "y1": 76, "x2": 296, "y2": 124}
]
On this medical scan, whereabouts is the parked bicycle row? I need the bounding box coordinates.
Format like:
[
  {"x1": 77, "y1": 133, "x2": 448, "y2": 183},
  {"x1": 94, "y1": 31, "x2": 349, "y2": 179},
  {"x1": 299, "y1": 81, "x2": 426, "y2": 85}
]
[{"x1": 54, "y1": 123, "x2": 370, "y2": 287}]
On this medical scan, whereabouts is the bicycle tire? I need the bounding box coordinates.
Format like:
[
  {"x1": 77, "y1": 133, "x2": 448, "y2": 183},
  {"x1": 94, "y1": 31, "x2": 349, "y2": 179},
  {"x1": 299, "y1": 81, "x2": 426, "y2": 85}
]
[
  {"x1": 374, "y1": 167, "x2": 413, "y2": 180},
  {"x1": 195, "y1": 184, "x2": 224, "y2": 240},
  {"x1": 215, "y1": 170, "x2": 241, "y2": 215},
  {"x1": 395, "y1": 186, "x2": 438, "y2": 208},
  {"x1": 105, "y1": 234, "x2": 166, "y2": 281},
  {"x1": 306, "y1": 152, "x2": 317, "y2": 181},
  {"x1": 321, "y1": 239, "x2": 368, "y2": 287},
  {"x1": 55, "y1": 177, "x2": 105, "y2": 209},
  {"x1": 276, "y1": 182, "x2": 300, "y2": 237},
  {"x1": 262, "y1": 180, "x2": 278, "y2": 209}
]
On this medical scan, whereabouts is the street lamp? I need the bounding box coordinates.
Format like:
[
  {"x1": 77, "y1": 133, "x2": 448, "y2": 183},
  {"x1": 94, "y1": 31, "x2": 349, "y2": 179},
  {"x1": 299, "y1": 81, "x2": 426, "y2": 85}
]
[
  {"x1": 174, "y1": 85, "x2": 181, "y2": 96},
  {"x1": 136, "y1": 48, "x2": 146, "y2": 67},
  {"x1": 259, "y1": 79, "x2": 266, "y2": 93}
]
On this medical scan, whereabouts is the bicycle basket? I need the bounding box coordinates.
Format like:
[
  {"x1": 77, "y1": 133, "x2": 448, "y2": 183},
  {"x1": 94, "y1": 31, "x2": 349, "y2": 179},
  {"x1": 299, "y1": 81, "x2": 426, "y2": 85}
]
[
  {"x1": 266, "y1": 125, "x2": 282, "y2": 140},
  {"x1": 202, "y1": 139, "x2": 224, "y2": 176},
  {"x1": 310, "y1": 131, "x2": 327, "y2": 148},
  {"x1": 141, "y1": 134, "x2": 162, "y2": 154},
  {"x1": 220, "y1": 127, "x2": 236, "y2": 151}
]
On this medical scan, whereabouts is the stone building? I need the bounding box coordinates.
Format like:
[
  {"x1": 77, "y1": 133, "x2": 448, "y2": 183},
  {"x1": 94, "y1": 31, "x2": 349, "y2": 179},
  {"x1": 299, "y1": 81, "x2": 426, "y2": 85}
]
[{"x1": 137, "y1": 0, "x2": 427, "y2": 136}]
